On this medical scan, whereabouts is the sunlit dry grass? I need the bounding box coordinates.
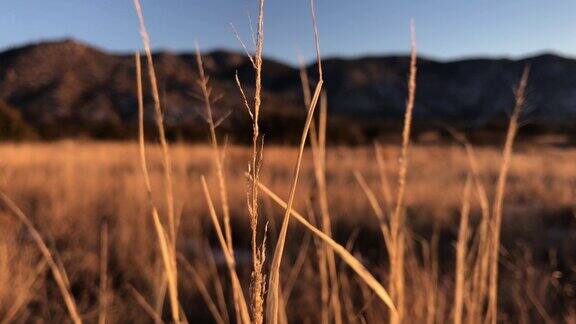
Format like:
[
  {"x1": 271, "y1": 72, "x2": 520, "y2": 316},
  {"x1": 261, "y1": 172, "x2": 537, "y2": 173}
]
[
  {"x1": 1, "y1": 141, "x2": 576, "y2": 225},
  {"x1": 0, "y1": 141, "x2": 574, "y2": 321}
]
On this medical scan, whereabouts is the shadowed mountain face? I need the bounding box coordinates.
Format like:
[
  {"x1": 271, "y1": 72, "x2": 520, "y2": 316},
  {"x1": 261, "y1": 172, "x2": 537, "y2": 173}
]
[{"x1": 0, "y1": 39, "x2": 575, "y2": 141}]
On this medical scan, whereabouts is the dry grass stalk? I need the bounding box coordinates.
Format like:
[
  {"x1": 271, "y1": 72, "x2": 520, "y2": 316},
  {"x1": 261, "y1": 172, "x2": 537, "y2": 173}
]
[
  {"x1": 203, "y1": 243, "x2": 231, "y2": 324},
  {"x1": 195, "y1": 44, "x2": 234, "y2": 254},
  {"x1": 316, "y1": 87, "x2": 343, "y2": 324},
  {"x1": 231, "y1": 0, "x2": 267, "y2": 321},
  {"x1": 454, "y1": 177, "x2": 472, "y2": 324},
  {"x1": 265, "y1": 77, "x2": 323, "y2": 324},
  {"x1": 98, "y1": 222, "x2": 109, "y2": 324},
  {"x1": 126, "y1": 284, "x2": 163, "y2": 323},
  {"x1": 339, "y1": 273, "x2": 355, "y2": 324},
  {"x1": 302, "y1": 201, "x2": 331, "y2": 323},
  {"x1": 266, "y1": 1, "x2": 326, "y2": 322},
  {"x1": 448, "y1": 129, "x2": 491, "y2": 323},
  {"x1": 298, "y1": 57, "x2": 329, "y2": 323},
  {"x1": 132, "y1": 0, "x2": 176, "y2": 242},
  {"x1": 375, "y1": 142, "x2": 393, "y2": 209},
  {"x1": 194, "y1": 43, "x2": 248, "y2": 324},
  {"x1": 134, "y1": 49, "x2": 180, "y2": 322},
  {"x1": 417, "y1": 231, "x2": 439, "y2": 324},
  {"x1": 299, "y1": 52, "x2": 343, "y2": 324},
  {"x1": 2, "y1": 260, "x2": 47, "y2": 323},
  {"x1": 306, "y1": 201, "x2": 330, "y2": 324},
  {"x1": 486, "y1": 66, "x2": 530, "y2": 324},
  {"x1": 178, "y1": 254, "x2": 227, "y2": 324},
  {"x1": 252, "y1": 176, "x2": 397, "y2": 314},
  {"x1": 389, "y1": 20, "x2": 417, "y2": 324},
  {"x1": 353, "y1": 170, "x2": 391, "y2": 249},
  {"x1": 0, "y1": 192, "x2": 82, "y2": 324},
  {"x1": 467, "y1": 164, "x2": 490, "y2": 322},
  {"x1": 276, "y1": 292, "x2": 289, "y2": 324},
  {"x1": 150, "y1": 208, "x2": 180, "y2": 322},
  {"x1": 201, "y1": 176, "x2": 252, "y2": 324},
  {"x1": 135, "y1": 53, "x2": 152, "y2": 194},
  {"x1": 282, "y1": 233, "x2": 311, "y2": 302}
]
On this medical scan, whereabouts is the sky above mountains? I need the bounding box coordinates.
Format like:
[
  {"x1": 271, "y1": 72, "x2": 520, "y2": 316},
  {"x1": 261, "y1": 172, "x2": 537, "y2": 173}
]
[{"x1": 1, "y1": 0, "x2": 575, "y2": 64}]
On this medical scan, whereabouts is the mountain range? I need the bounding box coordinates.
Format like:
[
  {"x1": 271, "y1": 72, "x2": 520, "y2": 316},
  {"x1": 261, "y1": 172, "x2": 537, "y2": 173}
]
[{"x1": 1, "y1": 39, "x2": 576, "y2": 142}]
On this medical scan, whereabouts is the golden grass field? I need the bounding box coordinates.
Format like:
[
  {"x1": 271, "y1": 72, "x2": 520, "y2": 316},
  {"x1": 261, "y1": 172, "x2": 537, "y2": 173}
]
[{"x1": 0, "y1": 141, "x2": 574, "y2": 322}]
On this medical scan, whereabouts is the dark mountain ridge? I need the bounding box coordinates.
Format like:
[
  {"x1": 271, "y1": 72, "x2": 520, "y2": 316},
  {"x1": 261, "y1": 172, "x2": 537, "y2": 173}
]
[{"x1": 1, "y1": 38, "x2": 575, "y2": 142}]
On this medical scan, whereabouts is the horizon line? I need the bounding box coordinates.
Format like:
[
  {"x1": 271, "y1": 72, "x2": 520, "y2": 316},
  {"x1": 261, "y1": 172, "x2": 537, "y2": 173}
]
[{"x1": 2, "y1": 36, "x2": 575, "y2": 67}]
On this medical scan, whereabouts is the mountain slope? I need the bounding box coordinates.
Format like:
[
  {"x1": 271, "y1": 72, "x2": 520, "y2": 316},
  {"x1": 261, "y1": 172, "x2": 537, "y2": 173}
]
[{"x1": 1, "y1": 39, "x2": 575, "y2": 141}]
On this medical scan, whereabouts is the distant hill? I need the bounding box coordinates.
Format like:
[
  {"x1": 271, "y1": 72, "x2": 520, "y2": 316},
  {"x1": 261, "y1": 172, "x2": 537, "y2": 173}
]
[{"x1": 1, "y1": 39, "x2": 576, "y2": 142}]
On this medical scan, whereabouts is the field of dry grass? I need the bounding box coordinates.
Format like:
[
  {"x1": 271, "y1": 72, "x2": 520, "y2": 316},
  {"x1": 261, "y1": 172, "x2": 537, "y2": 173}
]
[
  {"x1": 2, "y1": 141, "x2": 576, "y2": 227},
  {"x1": 0, "y1": 141, "x2": 574, "y2": 322}
]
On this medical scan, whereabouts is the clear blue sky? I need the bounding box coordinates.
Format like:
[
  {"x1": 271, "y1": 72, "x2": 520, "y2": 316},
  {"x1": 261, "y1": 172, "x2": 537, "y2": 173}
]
[{"x1": 1, "y1": 0, "x2": 575, "y2": 64}]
